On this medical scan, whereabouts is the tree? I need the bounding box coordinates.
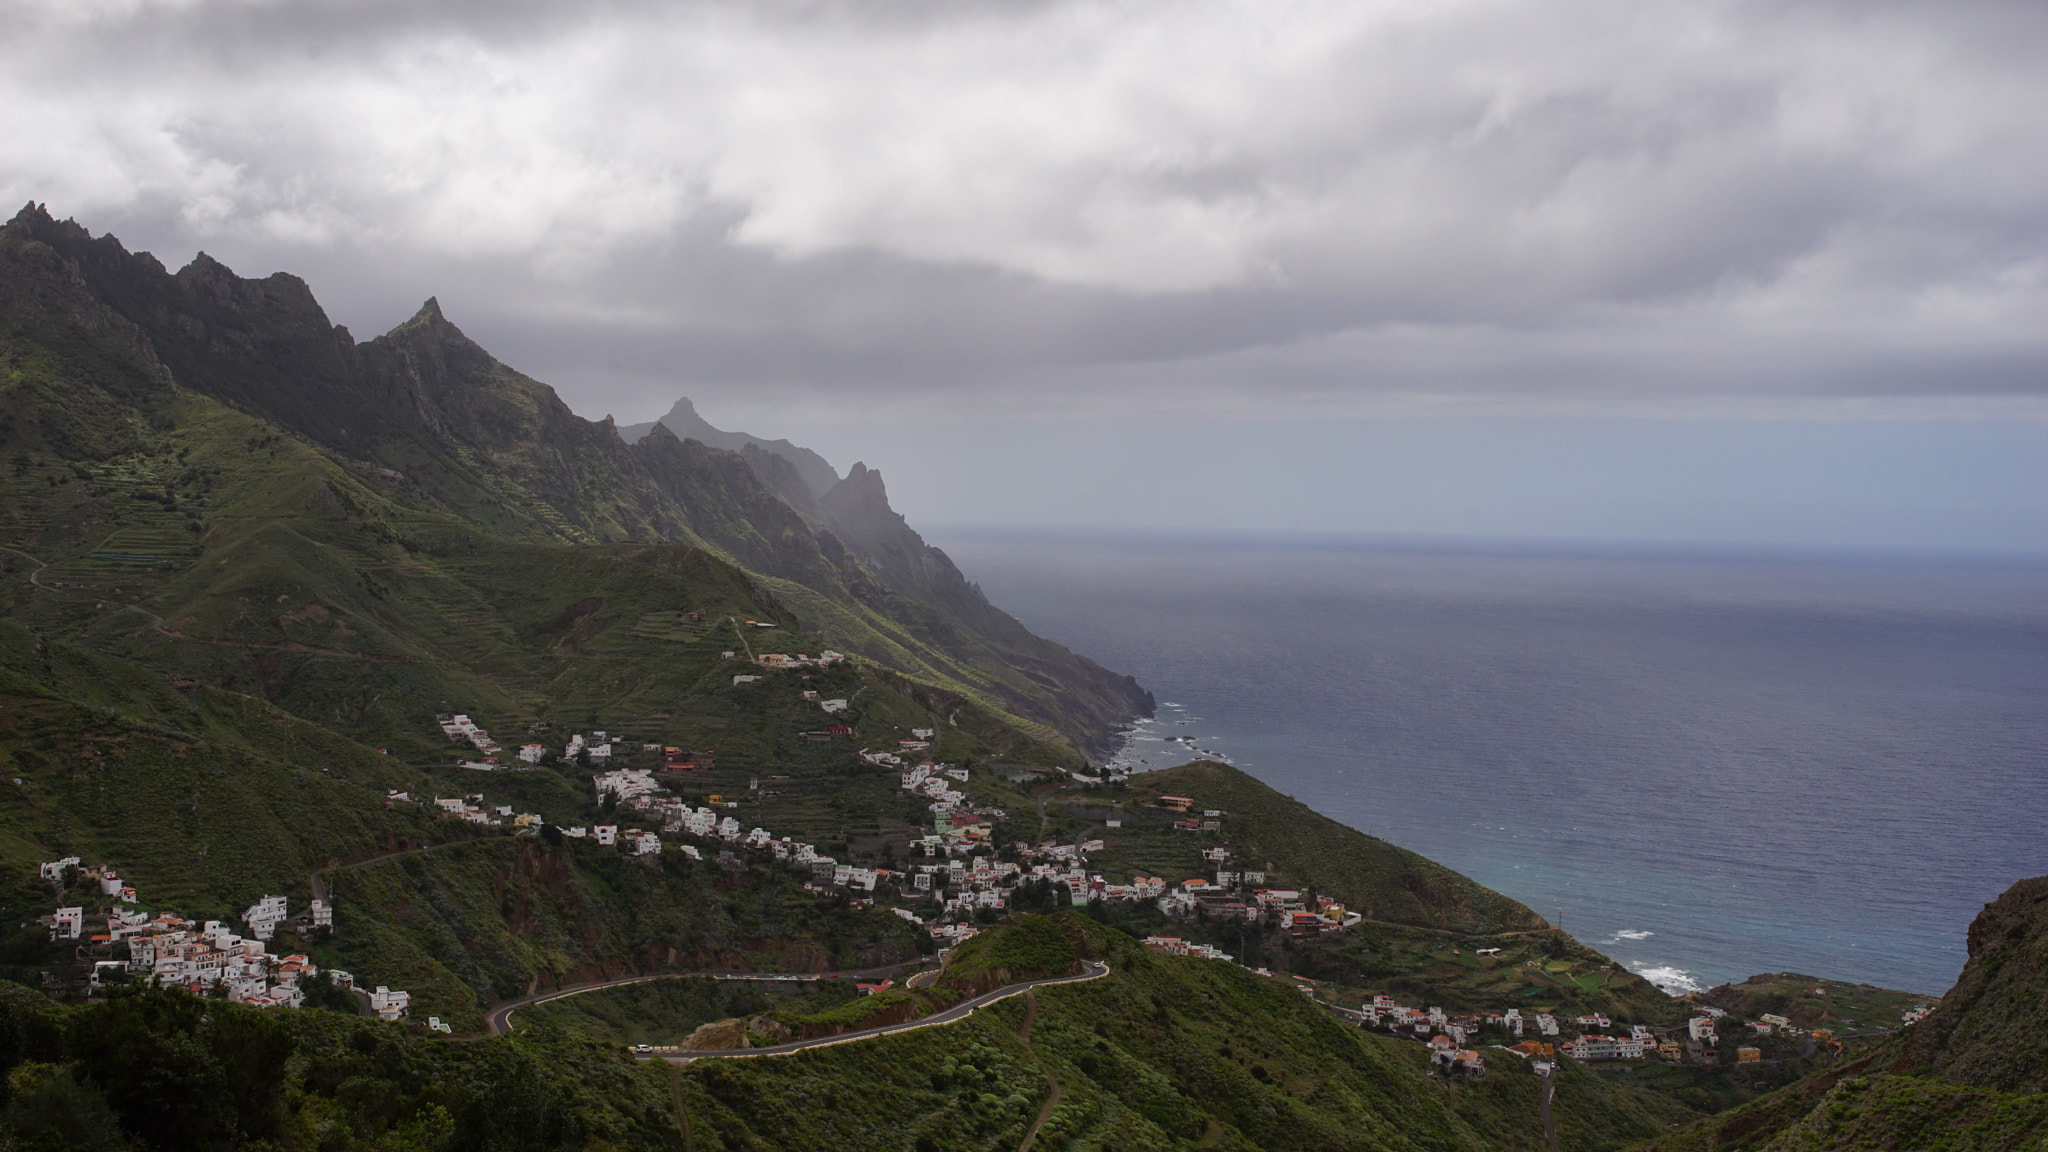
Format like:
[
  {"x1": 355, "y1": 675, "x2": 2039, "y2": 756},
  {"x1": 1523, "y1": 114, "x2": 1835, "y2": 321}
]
[
  {"x1": 66, "y1": 988, "x2": 295, "y2": 1149},
  {"x1": 297, "y1": 971, "x2": 356, "y2": 1014}
]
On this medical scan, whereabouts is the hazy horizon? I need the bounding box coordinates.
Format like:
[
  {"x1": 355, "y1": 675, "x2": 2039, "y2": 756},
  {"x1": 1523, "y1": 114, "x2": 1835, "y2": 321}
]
[{"x1": 671, "y1": 404, "x2": 2048, "y2": 556}]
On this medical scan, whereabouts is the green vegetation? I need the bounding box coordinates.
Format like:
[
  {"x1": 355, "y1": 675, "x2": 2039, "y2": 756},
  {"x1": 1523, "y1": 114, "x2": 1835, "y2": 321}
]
[
  {"x1": 0, "y1": 983, "x2": 689, "y2": 1151},
  {"x1": 938, "y1": 912, "x2": 1082, "y2": 991},
  {"x1": 1759, "y1": 1074, "x2": 2048, "y2": 1151},
  {"x1": 664, "y1": 914, "x2": 1721, "y2": 1151},
  {"x1": 519, "y1": 976, "x2": 863, "y2": 1046}
]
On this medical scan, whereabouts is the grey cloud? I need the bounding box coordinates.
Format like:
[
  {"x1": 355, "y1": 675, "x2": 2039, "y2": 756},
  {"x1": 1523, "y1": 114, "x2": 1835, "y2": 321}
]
[{"x1": 3, "y1": 0, "x2": 2043, "y2": 424}]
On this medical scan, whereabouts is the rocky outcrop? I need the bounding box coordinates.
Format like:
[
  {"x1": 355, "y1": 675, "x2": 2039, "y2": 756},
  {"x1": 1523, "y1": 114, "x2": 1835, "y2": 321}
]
[
  {"x1": 1895, "y1": 875, "x2": 2048, "y2": 1093},
  {"x1": 681, "y1": 1018, "x2": 753, "y2": 1051}
]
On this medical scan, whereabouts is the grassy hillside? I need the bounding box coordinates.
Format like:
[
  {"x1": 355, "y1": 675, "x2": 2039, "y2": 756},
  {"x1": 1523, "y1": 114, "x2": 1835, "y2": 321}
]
[
  {"x1": 0, "y1": 915, "x2": 1736, "y2": 1152},
  {"x1": 318, "y1": 838, "x2": 929, "y2": 1031},
  {"x1": 661, "y1": 914, "x2": 1718, "y2": 1152},
  {"x1": 1114, "y1": 761, "x2": 1545, "y2": 934}
]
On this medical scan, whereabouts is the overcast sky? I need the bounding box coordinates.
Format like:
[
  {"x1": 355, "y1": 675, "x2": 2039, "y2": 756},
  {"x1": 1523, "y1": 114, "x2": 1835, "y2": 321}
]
[{"x1": 6, "y1": 0, "x2": 2046, "y2": 548}]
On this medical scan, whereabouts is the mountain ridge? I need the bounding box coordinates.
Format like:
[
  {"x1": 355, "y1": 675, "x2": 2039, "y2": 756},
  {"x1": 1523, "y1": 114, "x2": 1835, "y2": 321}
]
[{"x1": 1, "y1": 201, "x2": 1150, "y2": 758}]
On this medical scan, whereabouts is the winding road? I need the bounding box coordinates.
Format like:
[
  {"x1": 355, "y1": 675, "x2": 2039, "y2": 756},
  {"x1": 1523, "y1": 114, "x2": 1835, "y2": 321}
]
[
  {"x1": 652, "y1": 961, "x2": 1109, "y2": 1063},
  {"x1": 487, "y1": 960, "x2": 1112, "y2": 1060},
  {"x1": 485, "y1": 958, "x2": 937, "y2": 1036}
]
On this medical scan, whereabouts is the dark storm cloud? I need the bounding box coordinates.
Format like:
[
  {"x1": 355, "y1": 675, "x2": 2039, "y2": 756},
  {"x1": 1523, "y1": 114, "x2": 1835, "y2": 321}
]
[{"x1": 3, "y1": 0, "x2": 2043, "y2": 423}]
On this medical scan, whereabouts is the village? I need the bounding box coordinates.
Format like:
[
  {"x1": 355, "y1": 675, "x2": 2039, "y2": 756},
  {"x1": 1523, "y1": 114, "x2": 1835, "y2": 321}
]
[
  {"x1": 419, "y1": 695, "x2": 1919, "y2": 1073},
  {"x1": 33, "y1": 857, "x2": 448, "y2": 1031},
  {"x1": 29, "y1": 641, "x2": 1939, "y2": 1068}
]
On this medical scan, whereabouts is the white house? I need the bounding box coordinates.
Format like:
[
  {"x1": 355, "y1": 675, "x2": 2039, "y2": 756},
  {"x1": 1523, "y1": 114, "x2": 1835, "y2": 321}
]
[
  {"x1": 594, "y1": 824, "x2": 619, "y2": 846},
  {"x1": 245, "y1": 895, "x2": 288, "y2": 941},
  {"x1": 368, "y1": 986, "x2": 410, "y2": 1022},
  {"x1": 52, "y1": 907, "x2": 83, "y2": 940}
]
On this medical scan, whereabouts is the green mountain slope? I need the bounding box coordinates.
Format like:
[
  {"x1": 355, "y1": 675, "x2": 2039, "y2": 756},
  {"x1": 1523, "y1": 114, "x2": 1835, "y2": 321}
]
[
  {"x1": 2, "y1": 203, "x2": 1149, "y2": 759},
  {"x1": 0, "y1": 915, "x2": 1741, "y2": 1152},
  {"x1": 1121, "y1": 761, "x2": 1548, "y2": 934},
  {"x1": 655, "y1": 914, "x2": 1708, "y2": 1151},
  {"x1": 0, "y1": 203, "x2": 1133, "y2": 1016}
]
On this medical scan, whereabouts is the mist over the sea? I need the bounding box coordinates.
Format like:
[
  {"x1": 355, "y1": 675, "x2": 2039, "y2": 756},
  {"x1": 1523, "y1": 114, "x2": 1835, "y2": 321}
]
[{"x1": 939, "y1": 528, "x2": 2048, "y2": 995}]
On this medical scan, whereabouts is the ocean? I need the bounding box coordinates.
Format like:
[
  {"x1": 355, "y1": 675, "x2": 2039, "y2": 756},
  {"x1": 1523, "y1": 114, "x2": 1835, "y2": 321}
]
[{"x1": 934, "y1": 528, "x2": 2048, "y2": 996}]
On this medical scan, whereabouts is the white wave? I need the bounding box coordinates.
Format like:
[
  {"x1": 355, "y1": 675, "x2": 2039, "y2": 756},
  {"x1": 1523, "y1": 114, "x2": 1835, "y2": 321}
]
[
  {"x1": 1611, "y1": 929, "x2": 1654, "y2": 941},
  {"x1": 1629, "y1": 964, "x2": 1702, "y2": 995}
]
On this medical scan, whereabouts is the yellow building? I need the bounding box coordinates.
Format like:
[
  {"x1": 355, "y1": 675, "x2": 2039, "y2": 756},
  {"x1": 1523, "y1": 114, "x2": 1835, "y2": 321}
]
[{"x1": 1736, "y1": 1047, "x2": 1762, "y2": 1064}]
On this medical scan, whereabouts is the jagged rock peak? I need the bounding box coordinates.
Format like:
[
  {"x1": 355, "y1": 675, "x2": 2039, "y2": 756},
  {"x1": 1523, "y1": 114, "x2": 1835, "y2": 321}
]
[
  {"x1": 386, "y1": 296, "x2": 477, "y2": 350},
  {"x1": 843, "y1": 461, "x2": 886, "y2": 497},
  {"x1": 822, "y1": 461, "x2": 903, "y2": 528},
  {"x1": 176, "y1": 251, "x2": 235, "y2": 292},
  {"x1": 3, "y1": 202, "x2": 92, "y2": 246},
  {"x1": 8, "y1": 201, "x2": 53, "y2": 229}
]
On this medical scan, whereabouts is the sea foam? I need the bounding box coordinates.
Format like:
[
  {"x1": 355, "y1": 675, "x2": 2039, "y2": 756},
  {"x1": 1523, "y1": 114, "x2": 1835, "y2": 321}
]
[{"x1": 1630, "y1": 964, "x2": 1703, "y2": 995}]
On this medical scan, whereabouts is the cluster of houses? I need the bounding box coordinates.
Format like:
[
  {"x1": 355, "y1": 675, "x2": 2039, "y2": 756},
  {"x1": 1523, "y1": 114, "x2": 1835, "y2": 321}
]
[
  {"x1": 1335, "y1": 991, "x2": 1856, "y2": 1070},
  {"x1": 1147, "y1": 873, "x2": 1362, "y2": 941},
  {"x1": 1140, "y1": 935, "x2": 1234, "y2": 961},
  {"x1": 38, "y1": 859, "x2": 388, "y2": 1015},
  {"x1": 440, "y1": 714, "x2": 712, "y2": 772},
  {"x1": 577, "y1": 768, "x2": 863, "y2": 874},
  {"x1": 436, "y1": 713, "x2": 502, "y2": 766},
  {"x1": 897, "y1": 761, "x2": 1007, "y2": 845},
  {"x1": 425, "y1": 792, "x2": 544, "y2": 831},
  {"x1": 750, "y1": 650, "x2": 846, "y2": 671}
]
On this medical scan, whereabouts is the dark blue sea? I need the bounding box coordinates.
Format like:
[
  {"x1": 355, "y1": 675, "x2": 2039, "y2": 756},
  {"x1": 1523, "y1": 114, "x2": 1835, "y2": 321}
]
[{"x1": 935, "y1": 529, "x2": 2048, "y2": 996}]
